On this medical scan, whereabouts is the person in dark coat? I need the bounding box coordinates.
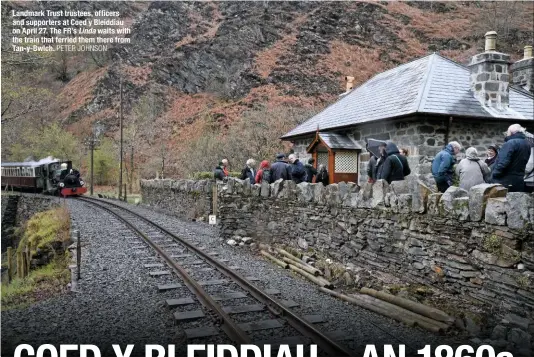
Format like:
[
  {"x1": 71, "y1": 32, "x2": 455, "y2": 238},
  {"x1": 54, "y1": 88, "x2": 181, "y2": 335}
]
[
  {"x1": 431, "y1": 141, "x2": 462, "y2": 193},
  {"x1": 270, "y1": 153, "x2": 291, "y2": 182},
  {"x1": 316, "y1": 164, "x2": 329, "y2": 186},
  {"x1": 239, "y1": 159, "x2": 256, "y2": 184},
  {"x1": 485, "y1": 145, "x2": 499, "y2": 170},
  {"x1": 378, "y1": 142, "x2": 411, "y2": 184},
  {"x1": 304, "y1": 158, "x2": 317, "y2": 183},
  {"x1": 491, "y1": 124, "x2": 531, "y2": 192},
  {"x1": 214, "y1": 162, "x2": 226, "y2": 180},
  {"x1": 374, "y1": 144, "x2": 388, "y2": 180},
  {"x1": 367, "y1": 155, "x2": 378, "y2": 183},
  {"x1": 288, "y1": 154, "x2": 306, "y2": 184}
]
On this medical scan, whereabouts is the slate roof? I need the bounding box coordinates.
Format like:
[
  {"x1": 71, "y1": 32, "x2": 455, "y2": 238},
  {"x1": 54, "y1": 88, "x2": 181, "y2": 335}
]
[
  {"x1": 282, "y1": 53, "x2": 534, "y2": 139},
  {"x1": 318, "y1": 132, "x2": 362, "y2": 150}
]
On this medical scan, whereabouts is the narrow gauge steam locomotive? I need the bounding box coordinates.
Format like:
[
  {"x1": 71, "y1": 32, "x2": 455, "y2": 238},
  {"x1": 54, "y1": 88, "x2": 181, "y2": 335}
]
[{"x1": 1, "y1": 160, "x2": 87, "y2": 197}]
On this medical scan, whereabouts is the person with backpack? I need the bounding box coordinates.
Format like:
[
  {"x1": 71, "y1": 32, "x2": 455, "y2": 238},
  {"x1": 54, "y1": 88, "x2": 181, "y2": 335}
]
[
  {"x1": 255, "y1": 160, "x2": 271, "y2": 184},
  {"x1": 431, "y1": 141, "x2": 462, "y2": 193},
  {"x1": 378, "y1": 142, "x2": 411, "y2": 184},
  {"x1": 455, "y1": 147, "x2": 491, "y2": 191},
  {"x1": 304, "y1": 158, "x2": 317, "y2": 183},
  {"x1": 270, "y1": 153, "x2": 291, "y2": 183},
  {"x1": 288, "y1": 154, "x2": 306, "y2": 184},
  {"x1": 491, "y1": 124, "x2": 531, "y2": 192}
]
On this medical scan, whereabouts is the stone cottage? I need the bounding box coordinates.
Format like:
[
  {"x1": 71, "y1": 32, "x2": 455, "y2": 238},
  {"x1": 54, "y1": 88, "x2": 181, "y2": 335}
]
[{"x1": 282, "y1": 32, "x2": 534, "y2": 185}]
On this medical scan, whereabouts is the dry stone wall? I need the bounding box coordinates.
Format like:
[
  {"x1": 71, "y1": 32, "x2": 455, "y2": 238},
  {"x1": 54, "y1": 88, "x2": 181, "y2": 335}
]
[{"x1": 141, "y1": 177, "x2": 534, "y2": 314}]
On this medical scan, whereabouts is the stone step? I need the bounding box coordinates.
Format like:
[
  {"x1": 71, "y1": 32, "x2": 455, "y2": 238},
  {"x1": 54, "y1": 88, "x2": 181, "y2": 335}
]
[
  {"x1": 280, "y1": 300, "x2": 299, "y2": 308},
  {"x1": 265, "y1": 289, "x2": 281, "y2": 295},
  {"x1": 185, "y1": 327, "x2": 219, "y2": 339},
  {"x1": 199, "y1": 279, "x2": 227, "y2": 286},
  {"x1": 174, "y1": 310, "x2": 204, "y2": 321},
  {"x1": 211, "y1": 292, "x2": 247, "y2": 301},
  {"x1": 149, "y1": 271, "x2": 171, "y2": 276},
  {"x1": 222, "y1": 304, "x2": 264, "y2": 314},
  {"x1": 166, "y1": 297, "x2": 195, "y2": 307},
  {"x1": 157, "y1": 283, "x2": 182, "y2": 292},
  {"x1": 238, "y1": 319, "x2": 283, "y2": 332},
  {"x1": 144, "y1": 263, "x2": 164, "y2": 268},
  {"x1": 303, "y1": 314, "x2": 324, "y2": 324}
]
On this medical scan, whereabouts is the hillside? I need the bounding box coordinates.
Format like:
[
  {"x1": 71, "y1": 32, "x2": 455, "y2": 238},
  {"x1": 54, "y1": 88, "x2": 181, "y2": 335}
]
[{"x1": 1, "y1": 1, "x2": 533, "y2": 180}]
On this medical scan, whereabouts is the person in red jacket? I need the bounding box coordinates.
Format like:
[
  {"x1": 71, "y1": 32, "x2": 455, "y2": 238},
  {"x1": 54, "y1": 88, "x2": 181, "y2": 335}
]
[{"x1": 255, "y1": 160, "x2": 271, "y2": 184}]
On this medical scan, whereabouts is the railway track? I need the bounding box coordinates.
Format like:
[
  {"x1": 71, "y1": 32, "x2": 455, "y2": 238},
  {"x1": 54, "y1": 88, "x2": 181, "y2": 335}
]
[{"x1": 78, "y1": 196, "x2": 354, "y2": 356}]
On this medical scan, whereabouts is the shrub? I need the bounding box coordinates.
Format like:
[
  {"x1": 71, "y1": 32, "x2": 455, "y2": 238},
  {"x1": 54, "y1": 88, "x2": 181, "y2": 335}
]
[{"x1": 191, "y1": 171, "x2": 241, "y2": 180}]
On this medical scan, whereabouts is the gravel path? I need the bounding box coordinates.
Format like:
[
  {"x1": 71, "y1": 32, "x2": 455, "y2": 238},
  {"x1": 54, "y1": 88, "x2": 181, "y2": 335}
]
[{"x1": 2, "y1": 198, "x2": 462, "y2": 357}]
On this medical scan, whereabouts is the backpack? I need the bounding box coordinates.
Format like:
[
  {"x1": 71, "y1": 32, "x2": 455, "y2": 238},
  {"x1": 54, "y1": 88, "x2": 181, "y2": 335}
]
[{"x1": 262, "y1": 169, "x2": 271, "y2": 184}]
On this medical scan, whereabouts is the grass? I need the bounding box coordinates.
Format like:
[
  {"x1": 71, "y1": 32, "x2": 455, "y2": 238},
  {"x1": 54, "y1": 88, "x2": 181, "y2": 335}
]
[
  {"x1": 1, "y1": 256, "x2": 70, "y2": 310},
  {"x1": 2, "y1": 207, "x2": 72, "y2": 310},
  {"x1": 17, "y1": 207, "x2": 70, "y2": 254}
]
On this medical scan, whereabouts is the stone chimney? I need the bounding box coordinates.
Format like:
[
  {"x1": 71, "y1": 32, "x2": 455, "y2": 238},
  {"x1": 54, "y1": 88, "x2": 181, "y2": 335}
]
[
  {"x1": 510, "y1": 45, "x2": 534, "y2": 94},
  {"x1": 468, "y1": 31, "x2": 511, "y2": 110},
  {"x1": 345, "y1": 76, "x2": 355, "y2": 91}
]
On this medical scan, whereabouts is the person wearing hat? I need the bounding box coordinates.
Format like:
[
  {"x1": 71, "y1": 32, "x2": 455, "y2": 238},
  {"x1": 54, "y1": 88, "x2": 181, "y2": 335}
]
[
  {"x1": 485, "y1": 145, "x2": 499, "y2": 170},
  {"x1": 270, "y1": 153, "x2": 291, "y2": 183}
]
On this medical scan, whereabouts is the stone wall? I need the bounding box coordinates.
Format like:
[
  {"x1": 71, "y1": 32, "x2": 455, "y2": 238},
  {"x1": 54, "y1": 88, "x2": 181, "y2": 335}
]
[
  {"x1": 141, "y1": 177, "x2": 534, "y2": 315},
  {"x1": 1, "y1": 193, "x2": 60, "y2": 253},
  {"x1": 141, "y1": 179, "x2": 214, "y2": 220}
]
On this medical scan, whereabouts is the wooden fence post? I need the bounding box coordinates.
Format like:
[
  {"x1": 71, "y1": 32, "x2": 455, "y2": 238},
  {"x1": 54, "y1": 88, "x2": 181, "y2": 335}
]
[
  {"x1": 75, "y1": 230, "x2": 81, "y2": 280},
  {"x1": 7, "y1": 247, "x2": 12, "y2": 283},
  {"x1": 16, "y1": 251, "x2": 22, "y2": 279},
  {"x1": 26, "y1": 243, "x2": 32, "y2": 276},
  {"x1": 212, "y1": 183, "x2": 217, "y2": 216}
]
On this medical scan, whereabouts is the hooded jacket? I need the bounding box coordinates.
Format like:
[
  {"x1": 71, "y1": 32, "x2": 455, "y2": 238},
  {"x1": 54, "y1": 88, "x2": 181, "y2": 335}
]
[
  {"x1": 378, "y1": 143, "x2": 411, "y2": 183},
  {"x1": 431, "y1": 144, "x2": 456, "y2": 184},
  {"x1": 304, "y1": 163, "x2": 317, "y2": 183},
  {"x1": 255, "y1": 160, "x2": 271, "y2": 184},
  {"x1": 455, "y1": 148, "x2": 490, "y2": 191},
  {"x1": 491, "y1": 132, "x2": 531, "y2": 192}
]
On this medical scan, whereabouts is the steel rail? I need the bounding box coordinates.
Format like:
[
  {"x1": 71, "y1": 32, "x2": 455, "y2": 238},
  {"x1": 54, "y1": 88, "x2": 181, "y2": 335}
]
[
  {"x1": 78, "y1": 197, "x2": 252, "y2": 345},
  {"x1": 79, "y1": 196, "x2": 353, "y2": 356}
]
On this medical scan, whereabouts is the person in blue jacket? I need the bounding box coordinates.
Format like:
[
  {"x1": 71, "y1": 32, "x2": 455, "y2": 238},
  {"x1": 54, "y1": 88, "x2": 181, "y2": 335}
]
[
  {"x1": 491, "y1": 124, "x2": 531, "y2": 192},
  {"x1": 431, "y1": 141, "x2": 462, "y2": 193}
]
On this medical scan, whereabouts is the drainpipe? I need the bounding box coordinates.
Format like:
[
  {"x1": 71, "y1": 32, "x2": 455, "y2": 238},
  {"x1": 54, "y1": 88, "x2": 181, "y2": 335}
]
[{"x1": 445, "y1": 116, "x2": 453, "y2": 145}]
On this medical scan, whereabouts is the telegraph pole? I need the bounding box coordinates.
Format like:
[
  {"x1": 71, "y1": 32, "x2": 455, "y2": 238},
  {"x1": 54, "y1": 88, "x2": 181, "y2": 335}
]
[
  {"x1": 90, "y1": 141, "x2": 94, "y2": 195},
  {"x1": 119, "y1": 77, "x2": 123, "y2": 199}
]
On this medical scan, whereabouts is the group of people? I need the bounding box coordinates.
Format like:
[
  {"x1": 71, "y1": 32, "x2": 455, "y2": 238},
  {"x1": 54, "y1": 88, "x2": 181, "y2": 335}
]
[
  {"x1": 213, "y1": 124, "x2": 533, "y2": 194},
  {"x1": 213, "y1": 153, "x2": 330, "y2": 185},
  {"x1": 367, "y1": 142, "x2": 412, "y2": 184},
  {"x1": 432, "y1": 124, "x2": 534, "y2": 193}
]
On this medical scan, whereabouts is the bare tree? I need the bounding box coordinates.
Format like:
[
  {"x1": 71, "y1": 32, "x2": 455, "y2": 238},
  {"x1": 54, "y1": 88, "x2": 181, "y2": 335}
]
[{"x1": 125, "y1": 91, "x2": 165, "y2": 190}]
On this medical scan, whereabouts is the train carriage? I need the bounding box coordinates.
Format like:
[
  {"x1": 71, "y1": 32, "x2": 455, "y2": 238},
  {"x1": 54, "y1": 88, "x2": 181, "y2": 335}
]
[{"x1": 1, "y1": 160, "x2": 87, "y2": 197}]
